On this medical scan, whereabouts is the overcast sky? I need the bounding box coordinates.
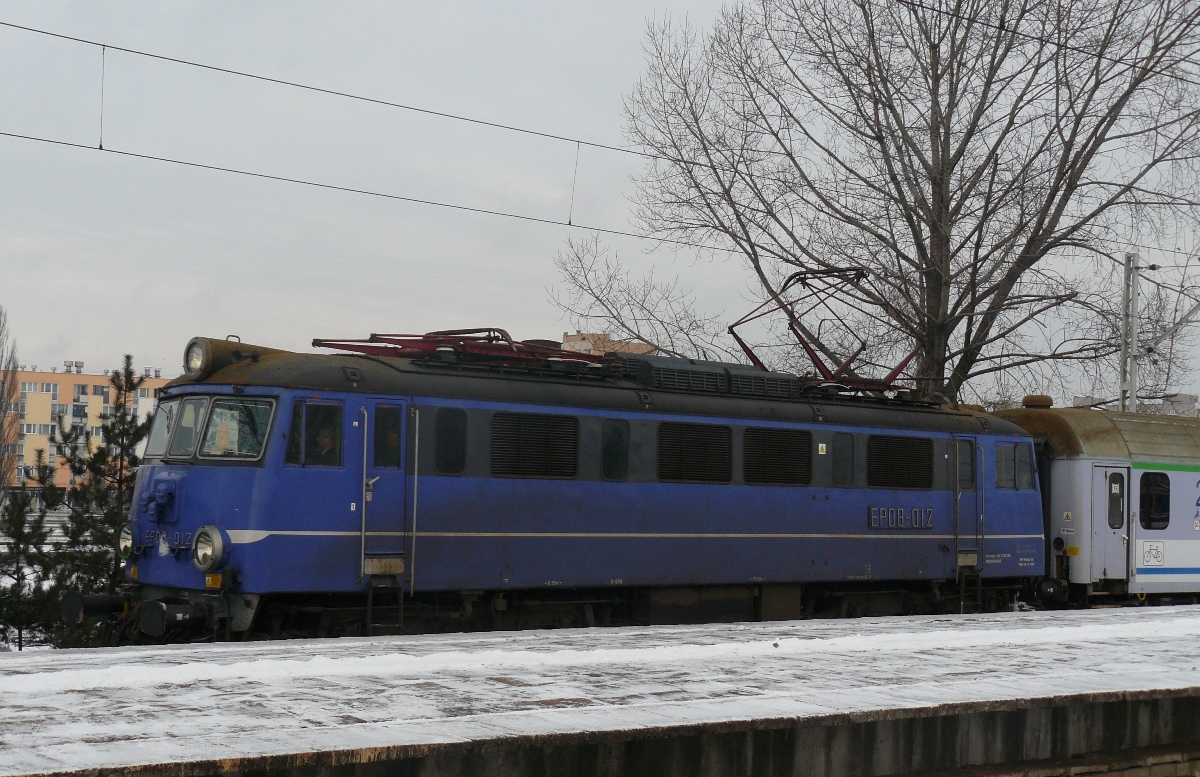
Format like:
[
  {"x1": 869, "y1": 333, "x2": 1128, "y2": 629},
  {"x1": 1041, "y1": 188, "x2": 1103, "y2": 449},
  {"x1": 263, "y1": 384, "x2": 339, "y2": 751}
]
[{"x1": 0, "y1": 2, "x2": 733, "y2": 377}]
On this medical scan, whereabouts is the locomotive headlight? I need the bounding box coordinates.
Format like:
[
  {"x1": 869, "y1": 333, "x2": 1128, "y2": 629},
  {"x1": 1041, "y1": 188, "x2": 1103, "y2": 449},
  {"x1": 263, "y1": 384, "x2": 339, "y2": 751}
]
[
  {"x1": 183, "y1": 339, "x2": 208, "y2": 376},
  {"x1": 117, "y1": 522, "x2": 135, "y2": 560},
  {"x1": 191, "y1": 525, "x2": 225, "y2": 572}
]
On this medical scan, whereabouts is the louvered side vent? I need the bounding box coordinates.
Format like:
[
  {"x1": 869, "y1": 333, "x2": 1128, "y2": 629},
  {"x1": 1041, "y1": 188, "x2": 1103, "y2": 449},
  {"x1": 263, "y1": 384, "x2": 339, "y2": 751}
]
[
  {"x1": 744, "y1": 428, "x2": 813, "y2": 485},
  {"x1": 866, "y1": 435, "x2": 934, "y2": 489},
  {"x1": 729, "y1": 374, "x2": 801, "y2": 399},
  {"x1": 658, "y1": 422, "x2": 732, "y2": 482},
  {"x1": 655, "y1": 367, "x2": 725, "y2": 393},
  {"x1": 491, "y1": 412, "x2": 578, "y2": 478}
]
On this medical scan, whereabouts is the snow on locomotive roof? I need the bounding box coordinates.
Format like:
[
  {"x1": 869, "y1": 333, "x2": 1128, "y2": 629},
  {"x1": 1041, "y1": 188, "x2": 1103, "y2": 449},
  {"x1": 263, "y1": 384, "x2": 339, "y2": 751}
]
[
  {"x1": 3, "y1": 607, "x2": 1200, "y2": 776},
  {"x1": 997, "y1": 405, "x2": 1200, "y2": 462}
]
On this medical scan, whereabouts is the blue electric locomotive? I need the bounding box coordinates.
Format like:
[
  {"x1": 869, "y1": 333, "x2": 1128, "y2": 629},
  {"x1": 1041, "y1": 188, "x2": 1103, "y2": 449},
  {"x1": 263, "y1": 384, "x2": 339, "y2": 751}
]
[{"x1": 92, "y1": 329, "x2": 1045, "y2": 641}]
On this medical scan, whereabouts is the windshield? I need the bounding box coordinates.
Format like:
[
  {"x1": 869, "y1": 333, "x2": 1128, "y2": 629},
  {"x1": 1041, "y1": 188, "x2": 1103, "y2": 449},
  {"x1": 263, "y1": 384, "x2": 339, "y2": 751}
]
[
  {"x1": 167, "y1": 397, "x2": 209, "y2": 458},
  {"x1": 199, "y1": 399, "x2": 274, "y2": 459},
  {"x1": 143, "y1": 400, "x2": 179, "y2": 459}
]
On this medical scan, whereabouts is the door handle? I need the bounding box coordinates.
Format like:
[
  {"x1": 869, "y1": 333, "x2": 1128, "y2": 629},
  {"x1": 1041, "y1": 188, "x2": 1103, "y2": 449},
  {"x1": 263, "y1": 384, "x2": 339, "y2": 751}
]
[{"x1": 366, "y1": 476, "x2": 381, "y2": 489}]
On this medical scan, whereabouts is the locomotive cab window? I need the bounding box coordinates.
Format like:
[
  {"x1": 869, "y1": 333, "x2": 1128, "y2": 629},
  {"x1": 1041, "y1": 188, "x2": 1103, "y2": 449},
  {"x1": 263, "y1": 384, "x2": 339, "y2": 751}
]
[
  {"x1": 995, "y1": 443, "x2": 1036, "y2": 490},
  {"x1": 435, "y1": 408, "x2": 468, "y2": 475},
  {"x1": 199, "y1": 399, "x2": 274, "y2": 460},
  {"x1": 1139, "y1": 472, "x2": 1170, "y2": 530},
  {"x1": 956, "y1": 440, "x2": 975, "y2": 490},
  {"x1": 284, "y1": 401, "x2": 343, "y2": 467},
  {"x1": 166, "y1": 397, "x2": 209, "y2": 458},
  {"x1": 374, "y1": 407, "x2": 403, "y2": 468},
  {"x1": 144, "y1": 399, "x2": 180, "y2": 460}
]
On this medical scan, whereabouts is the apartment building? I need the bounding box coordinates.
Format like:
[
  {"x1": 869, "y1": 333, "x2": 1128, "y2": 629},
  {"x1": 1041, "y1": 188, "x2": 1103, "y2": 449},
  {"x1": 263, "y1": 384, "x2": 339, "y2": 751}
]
[{"x1": 3, "y1": 362, "x2": 171, "y2": 489}]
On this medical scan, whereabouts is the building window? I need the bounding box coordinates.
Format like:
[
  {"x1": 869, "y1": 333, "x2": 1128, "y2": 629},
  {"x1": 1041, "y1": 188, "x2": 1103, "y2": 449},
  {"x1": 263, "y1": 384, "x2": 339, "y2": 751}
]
[
  {"x1": 657, "y1": 422, "x2": 732, "y2": 483},
  {"x1": 866, "y1": 435, "x2": 933, "y2": 489},
  {"x1": 1139, "y1": 472, "x2": 1169, "y2": 530},
  {"x1": 491, "y1": 412, "x2": 578, "y2": 479},
  {"x1": 744, "y1": 427, "x2": 812, "y2": 485}
]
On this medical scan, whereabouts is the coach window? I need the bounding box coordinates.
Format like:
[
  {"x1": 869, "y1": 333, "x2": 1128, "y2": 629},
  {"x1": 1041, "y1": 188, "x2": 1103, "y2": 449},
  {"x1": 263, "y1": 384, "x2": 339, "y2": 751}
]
[
  {"x1": 283, "y1": 401, "x2": 342, "y2": 467},
  {"x1": 601, "y1": 419, "x2": 629, "y2": 481},
  {"x1": 1139, "y1": 472, "x2": 1170, "y2": 530},
  {"x1": 832, "y1": 432, "x2": 854, "y2": 487},
  {"x1": 435, "y1": 408, "x2": 468, "y2": 475},
  {"x1": 166, "y1": 397, "x2": 208, "y2": 458},
  {"x1": 1108, "y1": 473, "x2": 1125, "y2": 529},
  {"x1": 374, "y1": 407, "x2": 403, "y2": 468}
]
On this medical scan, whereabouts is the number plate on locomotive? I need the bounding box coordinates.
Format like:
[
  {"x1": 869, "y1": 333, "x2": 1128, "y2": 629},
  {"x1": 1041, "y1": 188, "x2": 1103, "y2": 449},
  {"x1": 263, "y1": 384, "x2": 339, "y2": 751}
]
[{"x1": 868, "y1": 506, "x2": 934, "y2": 529}]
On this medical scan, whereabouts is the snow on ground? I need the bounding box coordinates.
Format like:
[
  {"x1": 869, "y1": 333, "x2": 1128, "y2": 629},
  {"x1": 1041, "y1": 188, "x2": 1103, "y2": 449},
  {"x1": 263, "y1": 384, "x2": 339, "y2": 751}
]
[{"x1": 2, "y1": 607, "x2": 1200, "y2": 776}]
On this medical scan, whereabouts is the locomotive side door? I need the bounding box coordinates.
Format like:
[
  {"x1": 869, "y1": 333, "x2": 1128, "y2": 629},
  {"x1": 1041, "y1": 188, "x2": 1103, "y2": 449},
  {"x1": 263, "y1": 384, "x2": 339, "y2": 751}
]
[
  {"x1": 953, "y1": 437, "x2": 982, "y2": 570},
  {"x1": 1090, "y1": 466, "x2": 1129, "y2": 581},
  {"x1": 360, "y1": 398, "x2": 409, "y2": 573}
]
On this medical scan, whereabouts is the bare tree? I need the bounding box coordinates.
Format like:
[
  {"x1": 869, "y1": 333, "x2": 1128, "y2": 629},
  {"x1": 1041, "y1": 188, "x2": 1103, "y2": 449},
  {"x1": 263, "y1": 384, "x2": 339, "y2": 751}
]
[
  {"x1": 566, "y1": 0, "x2": 1200, "y2": 399},
  {"x1": 0, "y1": 306, "x2": 17, "y2": 496}
]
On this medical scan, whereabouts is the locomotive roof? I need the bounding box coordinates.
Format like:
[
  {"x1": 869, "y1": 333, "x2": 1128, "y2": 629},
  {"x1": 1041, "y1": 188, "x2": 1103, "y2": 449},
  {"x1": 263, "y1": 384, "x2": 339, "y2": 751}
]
[
  {"x1": 996, "y1": 406, "x2": 1200, "y2": 462},
  {"x1": 167, "y1": 339, "x2": 1028, "y2": 437}
]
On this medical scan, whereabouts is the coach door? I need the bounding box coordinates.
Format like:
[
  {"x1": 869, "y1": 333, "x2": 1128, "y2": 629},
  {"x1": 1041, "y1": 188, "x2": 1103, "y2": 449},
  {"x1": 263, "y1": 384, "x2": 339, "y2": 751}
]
[
  {"x1": 1091, "y1": 466, "x2": 1129, "y2": 581},
  {"x1": 359, "y1": 398, "x2": 409, "y2": 577},
  {"x1": 953, "y1": 437, "x2": 982, "y2": 569}
]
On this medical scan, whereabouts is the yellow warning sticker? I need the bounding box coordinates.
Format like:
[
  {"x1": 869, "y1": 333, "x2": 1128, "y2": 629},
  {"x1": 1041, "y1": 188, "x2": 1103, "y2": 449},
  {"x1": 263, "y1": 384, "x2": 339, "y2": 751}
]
[
  {"x1": 1063, "y1": 512, "x2": 1072, "y2": 521},
  {"x1": 1066, "y1": 546, "x2": 1081, "y2": 557}
]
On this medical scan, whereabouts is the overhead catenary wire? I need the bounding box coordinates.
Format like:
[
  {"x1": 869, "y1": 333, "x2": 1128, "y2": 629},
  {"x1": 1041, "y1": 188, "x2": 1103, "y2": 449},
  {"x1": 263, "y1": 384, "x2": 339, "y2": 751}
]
[
  {"x1": 5, "y1": 127, "x2": 1197, "y2": 302},
  {"x1": 894, "y1": 0, "x2": 1200, "y2": 90},
  {"x1": 0, "y1": 19, "x2": 657, "y2": 162},
  {"x1": 98, "y1": 45, "x2": 105, "y2": 150},
  {"x1": 0, "y1": 129, "x2": 730, "y2": 254}
]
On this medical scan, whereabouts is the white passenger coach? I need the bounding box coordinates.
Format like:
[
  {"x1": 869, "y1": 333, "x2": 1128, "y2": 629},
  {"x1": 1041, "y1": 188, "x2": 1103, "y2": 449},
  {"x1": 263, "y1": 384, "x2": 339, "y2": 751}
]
[{"x1": 1000, "y1": 400, "x2": 1200, "y2": 600}]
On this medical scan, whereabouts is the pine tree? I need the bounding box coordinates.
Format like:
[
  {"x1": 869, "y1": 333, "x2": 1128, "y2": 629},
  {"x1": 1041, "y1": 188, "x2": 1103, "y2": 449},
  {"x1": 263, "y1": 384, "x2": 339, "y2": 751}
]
[
  {"x1": 0, "y1": 452, "x2": 57, "y2": 650},
  {"x1": 51, "y1": 356, "x2": 149, "y2": 646}
]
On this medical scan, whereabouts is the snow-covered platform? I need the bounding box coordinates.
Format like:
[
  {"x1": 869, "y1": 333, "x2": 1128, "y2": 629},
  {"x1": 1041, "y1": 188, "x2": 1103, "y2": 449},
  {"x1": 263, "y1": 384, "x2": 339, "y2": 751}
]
[{"x1": 3, "y1": 607, "x2": 1200, "y2": 777}]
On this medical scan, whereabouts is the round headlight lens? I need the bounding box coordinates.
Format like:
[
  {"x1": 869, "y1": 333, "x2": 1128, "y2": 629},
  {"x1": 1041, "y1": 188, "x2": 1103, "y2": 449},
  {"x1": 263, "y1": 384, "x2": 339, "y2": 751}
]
[
  {"x1": 117, "y1": 522, "x2": 134, "y2": 559},
  {"x1": 191, "y1": 525, "x2": 224, "y2": 572},
  {"x1": 184, "y1": 340, "x2": 206, "y2": 375}
]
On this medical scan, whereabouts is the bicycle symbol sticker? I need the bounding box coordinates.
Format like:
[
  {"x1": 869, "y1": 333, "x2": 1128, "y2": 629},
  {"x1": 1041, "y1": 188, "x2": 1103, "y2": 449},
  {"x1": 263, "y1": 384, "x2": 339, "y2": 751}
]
[{"x1": 1142, "y1": 541, "x2": 1165, "y2": 567}]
